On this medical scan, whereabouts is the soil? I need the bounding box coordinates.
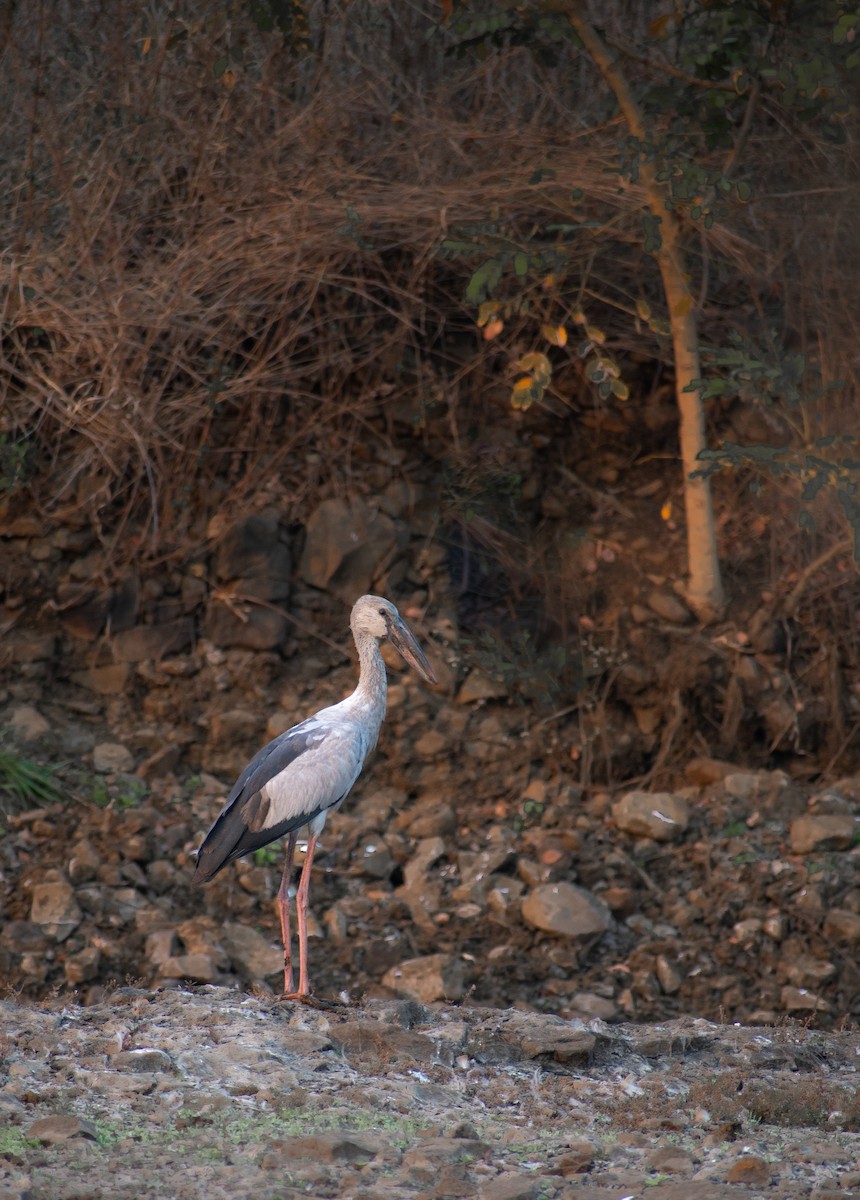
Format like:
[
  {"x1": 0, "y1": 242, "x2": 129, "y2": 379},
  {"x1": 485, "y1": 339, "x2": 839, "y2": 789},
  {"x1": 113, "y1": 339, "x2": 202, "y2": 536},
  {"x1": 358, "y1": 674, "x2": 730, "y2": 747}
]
[{"x1": 2, "y1": 985, "x2": 860, "y2": 1200}]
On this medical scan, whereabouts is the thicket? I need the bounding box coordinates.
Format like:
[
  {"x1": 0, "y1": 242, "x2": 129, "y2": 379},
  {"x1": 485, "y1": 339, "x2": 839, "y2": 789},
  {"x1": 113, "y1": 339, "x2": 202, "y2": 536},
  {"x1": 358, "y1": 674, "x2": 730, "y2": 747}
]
[{"x1": 0, "y1": 0, "x2": 857, "y2": 598}]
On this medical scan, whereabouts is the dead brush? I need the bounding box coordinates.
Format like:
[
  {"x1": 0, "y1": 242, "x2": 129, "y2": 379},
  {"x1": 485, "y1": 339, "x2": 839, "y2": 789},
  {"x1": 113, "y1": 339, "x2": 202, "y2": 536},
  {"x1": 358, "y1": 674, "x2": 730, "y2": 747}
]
[{"x1": 0, "y1": 0, "x2": 855, "y2": 593}]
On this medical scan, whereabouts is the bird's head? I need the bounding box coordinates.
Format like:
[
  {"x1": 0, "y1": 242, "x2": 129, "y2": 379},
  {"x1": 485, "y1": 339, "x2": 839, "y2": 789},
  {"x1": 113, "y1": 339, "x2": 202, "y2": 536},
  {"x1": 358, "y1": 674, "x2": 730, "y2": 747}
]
[{"x1": 351, "y1": 594, "x2": 437, "y2": 685}]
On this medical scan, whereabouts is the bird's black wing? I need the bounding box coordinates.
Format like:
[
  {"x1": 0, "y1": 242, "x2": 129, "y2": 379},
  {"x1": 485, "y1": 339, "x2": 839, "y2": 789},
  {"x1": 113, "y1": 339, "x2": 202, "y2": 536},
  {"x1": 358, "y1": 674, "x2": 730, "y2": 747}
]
[{"x1": 191, "y1": 717, "x2": 334, "y2": 883}]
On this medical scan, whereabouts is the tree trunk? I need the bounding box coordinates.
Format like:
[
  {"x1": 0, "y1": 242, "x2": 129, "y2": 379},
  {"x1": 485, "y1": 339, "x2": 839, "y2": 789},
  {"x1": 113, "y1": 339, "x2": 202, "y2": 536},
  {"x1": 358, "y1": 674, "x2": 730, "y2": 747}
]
[{"x1": 563, "y1": 3, "x2": 726, "y2": 620}]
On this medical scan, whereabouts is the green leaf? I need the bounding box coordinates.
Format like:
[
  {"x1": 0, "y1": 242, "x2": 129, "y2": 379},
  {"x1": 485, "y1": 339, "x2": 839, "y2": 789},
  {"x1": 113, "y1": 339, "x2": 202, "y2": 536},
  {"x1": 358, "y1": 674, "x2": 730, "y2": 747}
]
[
  {"x1": 465, "y1": 258, "x2": 503, "y2": 306},
  {"x1": 514, "y1": 252, "x2": 529, "y2": 277}
]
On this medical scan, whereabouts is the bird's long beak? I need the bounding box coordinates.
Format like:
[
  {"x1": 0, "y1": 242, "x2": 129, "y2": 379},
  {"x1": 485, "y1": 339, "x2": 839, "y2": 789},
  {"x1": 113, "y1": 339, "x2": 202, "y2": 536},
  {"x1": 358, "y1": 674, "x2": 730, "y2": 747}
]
[{"x1": 389, "y1": 616, "x2": 437, "y2": 685}]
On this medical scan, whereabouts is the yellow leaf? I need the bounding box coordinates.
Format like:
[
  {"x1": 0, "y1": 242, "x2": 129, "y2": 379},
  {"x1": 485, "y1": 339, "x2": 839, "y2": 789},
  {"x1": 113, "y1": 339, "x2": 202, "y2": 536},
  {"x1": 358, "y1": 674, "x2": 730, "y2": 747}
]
[
  {"x1": 661, "y1": 501, "x2": 673, "y2": 521},
  {"x1": 584, "y1": 325, "x2": 606, "y2": 345},
  {"x1": 672, "y1": 294, "x2": 693, "y2": 318},
  {"x1": 513, "y1": 376, "x2": 533, "y2": 393},
  {"x1": 482, "y1": 319, "x2": 504, "y2": 341},
  {"x1": 649, "y1": 14, "x2": 671, "y2": 38},
  {"x1": 517, "y1": 352, "x2": 551, "y2": 384},
  {"x1": 571, "y1": 306, "x2": 585, "y2": 324},
  {"x1": 542, "y1": 274, "x2": 557, "y2": 291},
  {"x1": 477, "y1": 300, "x2": 500, "y2": 328},
  {"x1": 142, "y1": 36, "x2": 152, "y2": 55},
  {"x1": 541, "y1": 323, "x2": 568, "y2": 347}
]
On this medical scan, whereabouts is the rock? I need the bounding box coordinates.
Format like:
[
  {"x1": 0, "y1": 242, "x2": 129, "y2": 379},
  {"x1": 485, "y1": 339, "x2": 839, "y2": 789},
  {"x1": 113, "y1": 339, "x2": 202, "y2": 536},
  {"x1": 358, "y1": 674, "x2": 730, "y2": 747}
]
[
  {"x1": 299, "y1": 497, "x2": 400, "y2": 599},
  {"x1": 67, "y1": 840, "x2": 101, "y2": 883},
  {"x1": 9, "y1": 705, "x2": 49, "y2": 741},
  {"x1": 222, "y1": 922, "x2": 283, "y2": 981},
  {"x1": 92, "y1": 742, "x2": 135, "y2": 773},
  {"x1": 646, "y1": 589, "x2": 692, "y2": 623},
  {"x1": 29, "y1": 878, "x2": 82, "y2": 941},
  {"x1": 648, "y1": 1146, "x2": 695, "y2": 1174},
  {"x1": 70, "y1": 663, "x2": 131, "y2": 695},
  {"x1": 111, "y1": 621, "x2": 193, "y2": 663},
  {"x1": 567, "y1": 991, "x2": 618, "y2": 1021},
  {"x1": 403, "y1": 801, "x2": 457, "y2": 838},
  {"x1": 64, "y1": 946, "x2": 101, "y2": 985},
  {"x1": 556, "y1": 1141, "x2": 596, "y2": 1176},
  {"x1": 212, "y1": 515, "x2": 291, "y2": 599},
  {"x1": 354, "y1": 838, "x2": 396, "y2": 879},
  {"x1": 382, "y1": 953, "x2": 465, "y2": 1002},
  {"x1": 790, "y1": 814, "x2": 857, "y2": 854},
  {"x1": 785, "y1": 954, "x2": 836, "y2": 988},
  {"x1": 203, "y1": 595, "x2": 288, "y2": 650},
  {"x1": 612, "y1": 790, "x2": 690, "y2": 841},
  {"x1": 6, "y1": 634, "x2": 56, "y2": 662},
  {"x1": 655, "y1": 954, "x2": 682, "y2": 994},
  {"x1": 209, "y1": 708, "x2": 261, "y2": 744},
  {"x1": 414, "y1": 728, "x2": 446, "y2": 757},
  {"x1": 502, "y1": 1013, "x2": 597, "y2": 1065},
  {"x1": 823, "y1": 908, "x2": 860, "y2": 944},
  {"x1": 112, "y1": 1049, "x2": 174, "y2": 1073},
  {"x1": 456, "y1": 669, "x2": 508, "y2": 704},
  {"x1": 521, "y1": 882, "x2": 611, "y2": 939},
  {"x1": 27, "y1": 1115, "x2": 98, "y2": 1144},
  {"x1": 404, "y1": 836, "x2": 447, "y2": 887},
  {"x1": 54, "y1": 587, "x2": 112, "y2": 640},
  {"x1": 726, "y1": 1154, "x2": 771, "y2": 1186},
  {"x1": 264, "y1": 1132, "x2": 387, "y2": 1165},
  {"x1": 159, "y1": 952, "x2": 223, "y2": 983},
  {"x1": 136, "y1": 743, "x2": 182, "y2": 780},
  {"x1": 479, "y1": 1174, "x2": 544, "y2": 1200},
  {"x1": 683, "y1": 757, "x2": 740, "y2": 785},
  {"x1": 781, "y1": 985, "x2": 831, "y2": 1013}
]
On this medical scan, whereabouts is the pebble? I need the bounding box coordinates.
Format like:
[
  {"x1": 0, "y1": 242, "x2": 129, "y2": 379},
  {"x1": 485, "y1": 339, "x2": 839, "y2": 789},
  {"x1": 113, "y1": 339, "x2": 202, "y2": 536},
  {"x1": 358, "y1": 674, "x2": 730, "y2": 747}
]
[
  {"x1": 781, "y1": 985, "x2": 831, "y2": 1012},
  {"x1": 29, "y1": 878, "x2": 82, "y2": 941},
  {"x1": 612, "y1": 790, "x2": 690, "y2": 841},
  {"x1": 455, "y1": 669, "x2": 507, "y2": 704},
  {"x1": 221, "y1": 922, "x2": 283, "y2": 981},
  {"x1": 822, "y1": 908, "x2": 860, "y2": 943},
  {"x1": 382, "y1": 953, "x2": 465, "y2": 1003},
  {"x1": 646, "y1": 589, "x2": 692, "y2": 623},
  {"x1": 725, "y1": 1154, "x2": 771, "y2": 1186},
  {"x1": 789, "y1": 813, "x2": 857, "y2": 853},
  {"x1": 92, "y1": 742, "x2": 135, "y2": 773},
  {"x1": 26, "y1": 1115, "x2": 98, "y2": 1144},
  {"x1": 9, "y1": 705, "x2": 50, "y2": 741},
  {"x1": 521, "y1": 882, "x2": 611, "y2": 938}
]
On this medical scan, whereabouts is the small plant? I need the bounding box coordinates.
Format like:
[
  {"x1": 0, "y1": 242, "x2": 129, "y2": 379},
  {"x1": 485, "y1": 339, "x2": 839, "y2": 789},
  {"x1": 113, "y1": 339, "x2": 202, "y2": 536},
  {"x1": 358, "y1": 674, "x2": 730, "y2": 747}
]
[
  {"x1": 0, "y1": 751, "x2": 60, "y2": 810},
  {"x1": 253, "y1": 845, "x2": 281, "y2": 868},
  {"x1": 512, "y1": 797, "x2": 546, "y2": 834}
]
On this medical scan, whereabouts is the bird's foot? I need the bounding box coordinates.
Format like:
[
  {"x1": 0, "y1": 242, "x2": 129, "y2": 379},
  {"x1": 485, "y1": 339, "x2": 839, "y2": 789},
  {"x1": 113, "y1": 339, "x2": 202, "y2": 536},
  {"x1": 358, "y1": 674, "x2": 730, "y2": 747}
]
[{"x1": 278, "y1": 991, "x2": 344, "y2": 1011}]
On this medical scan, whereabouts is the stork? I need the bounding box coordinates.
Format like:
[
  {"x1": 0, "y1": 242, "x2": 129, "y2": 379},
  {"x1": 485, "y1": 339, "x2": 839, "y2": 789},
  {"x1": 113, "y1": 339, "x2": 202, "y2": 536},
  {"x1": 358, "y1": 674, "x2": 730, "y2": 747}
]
[{"x1": 193, "y1": 594, "x2": 436, "y2": 1000}]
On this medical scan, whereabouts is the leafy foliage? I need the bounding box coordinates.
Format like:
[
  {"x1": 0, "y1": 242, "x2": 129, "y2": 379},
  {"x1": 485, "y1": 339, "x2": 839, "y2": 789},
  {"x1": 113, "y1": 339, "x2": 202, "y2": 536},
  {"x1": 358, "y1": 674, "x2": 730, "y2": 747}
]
[{"x1": 0, "y1": 752, "x2": 59, "y2": 810}]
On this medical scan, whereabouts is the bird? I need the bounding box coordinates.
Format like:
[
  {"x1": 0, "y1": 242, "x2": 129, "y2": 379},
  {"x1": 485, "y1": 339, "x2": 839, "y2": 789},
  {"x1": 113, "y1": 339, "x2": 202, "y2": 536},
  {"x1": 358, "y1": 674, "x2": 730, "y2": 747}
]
[{"x1": 192, "y1": 594, "x2": 436, "y2": 1000}]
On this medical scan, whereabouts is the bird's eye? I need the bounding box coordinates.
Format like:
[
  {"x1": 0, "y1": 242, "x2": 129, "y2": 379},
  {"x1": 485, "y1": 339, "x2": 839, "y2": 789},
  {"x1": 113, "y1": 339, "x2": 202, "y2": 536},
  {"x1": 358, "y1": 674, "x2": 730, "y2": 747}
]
[{"x1": 378, "y1": 608, "x2": 387, "y2": 617}]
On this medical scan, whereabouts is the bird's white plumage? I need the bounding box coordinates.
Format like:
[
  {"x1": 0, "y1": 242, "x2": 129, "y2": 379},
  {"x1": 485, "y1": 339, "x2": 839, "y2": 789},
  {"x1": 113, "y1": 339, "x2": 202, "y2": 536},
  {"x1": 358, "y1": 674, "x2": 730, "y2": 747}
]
[
  {"x1": 259, "y1": 705, "x2": 375, "y2": 831},
  {"x1": 193, "y1": 593, "x2": 435, "y2": 997}
]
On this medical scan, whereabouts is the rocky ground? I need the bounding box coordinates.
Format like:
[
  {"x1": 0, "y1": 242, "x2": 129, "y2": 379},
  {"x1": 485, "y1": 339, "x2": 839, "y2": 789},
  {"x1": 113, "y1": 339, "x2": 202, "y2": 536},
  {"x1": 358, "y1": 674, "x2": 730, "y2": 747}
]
[
  {"x1": 1, "y1": 683, "x2": 859, "y2": 1027},
  {"x1": 2, "y1": 985, "x2": 860, "y2": 1200},
  {"x1": 3, "y1": 425, "x2": 860, "y2": 1196}
]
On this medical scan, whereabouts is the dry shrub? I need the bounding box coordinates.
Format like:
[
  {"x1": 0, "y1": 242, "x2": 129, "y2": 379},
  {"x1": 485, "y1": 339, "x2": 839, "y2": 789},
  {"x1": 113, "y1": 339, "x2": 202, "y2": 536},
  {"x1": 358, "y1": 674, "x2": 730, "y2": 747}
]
[{"x1": 0, "y1": 0, "x2": 856, "y2": 588}]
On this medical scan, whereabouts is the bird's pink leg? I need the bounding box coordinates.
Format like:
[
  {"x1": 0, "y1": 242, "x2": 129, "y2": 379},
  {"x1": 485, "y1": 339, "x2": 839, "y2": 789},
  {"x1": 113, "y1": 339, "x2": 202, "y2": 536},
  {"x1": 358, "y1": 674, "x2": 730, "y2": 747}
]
[
  {"x1": 276, "y1": 831, "x2": 298, "y2": 996},
  {"x1": 293, "y1": 830, "x2": 319, "y2": 998}
]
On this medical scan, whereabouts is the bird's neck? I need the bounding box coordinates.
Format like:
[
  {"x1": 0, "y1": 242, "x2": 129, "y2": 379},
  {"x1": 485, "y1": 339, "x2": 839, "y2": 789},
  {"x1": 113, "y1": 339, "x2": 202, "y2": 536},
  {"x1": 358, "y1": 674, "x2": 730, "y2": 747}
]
[{"x1": 349, "y1": 631, "x2": 388, "y2": 724}]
